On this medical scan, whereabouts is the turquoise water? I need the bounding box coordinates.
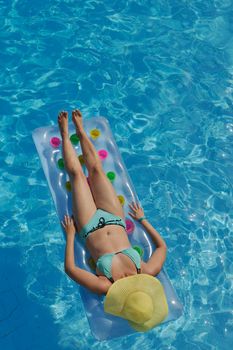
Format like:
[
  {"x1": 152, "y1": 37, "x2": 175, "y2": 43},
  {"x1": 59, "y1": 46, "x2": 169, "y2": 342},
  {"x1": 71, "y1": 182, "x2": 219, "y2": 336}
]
[{"x1": 1, "y1": 0, "x2": 233, "y2": 349}]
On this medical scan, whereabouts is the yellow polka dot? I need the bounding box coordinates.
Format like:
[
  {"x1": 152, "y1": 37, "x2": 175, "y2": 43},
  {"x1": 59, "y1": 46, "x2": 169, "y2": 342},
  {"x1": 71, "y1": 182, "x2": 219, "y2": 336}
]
[
  {"x1": 90, "y1": 128, "x2": 101, "y2": 140},
  {"x1": 78, "y1": 154, "x2": 85, "y2": 165},
  {"x1": 118, "y1": 195, "x2": 125, "y2": 206}
]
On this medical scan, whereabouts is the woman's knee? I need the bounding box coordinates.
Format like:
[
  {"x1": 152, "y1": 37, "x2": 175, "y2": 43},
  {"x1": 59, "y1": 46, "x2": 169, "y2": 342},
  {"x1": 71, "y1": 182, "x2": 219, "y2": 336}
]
[
  {"x1": 88, "y1": 162, "x2": 103, "y2": 177},
  {"x1": 69, "y1": 167, "x2": 85, "y2": 180}
]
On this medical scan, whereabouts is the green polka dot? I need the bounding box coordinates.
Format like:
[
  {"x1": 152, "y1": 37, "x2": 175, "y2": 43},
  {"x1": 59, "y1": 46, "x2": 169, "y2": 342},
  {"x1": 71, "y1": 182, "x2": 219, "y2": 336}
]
[
  {"x1": 70, "y1": 134, "x2": 80, "y2": 145},
  {"x1": 107, "y1": 171, "x2": 116, "y2": 182},
  {"x1": 57, "y1": 158, "x2": 65, "y2": 169},
  {"x1": 133, "y1": 246, "x2": 144, "y2": 257},
  {"x1": 87, "y1": 257, "x2": 96, "y2": 270},
  {"x1": 65, "y1": 181, "x2": 72, "y2": 192}
]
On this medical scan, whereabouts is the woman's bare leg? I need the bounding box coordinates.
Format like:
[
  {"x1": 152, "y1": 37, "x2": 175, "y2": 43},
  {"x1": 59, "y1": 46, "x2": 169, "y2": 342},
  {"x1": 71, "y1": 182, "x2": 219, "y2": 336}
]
[
  {"x1": 58, "y1": 111, "x2": 97, "y2": 231},
  {"x1": 71, "y1": 109, "x2": 124, "y2": 219}
]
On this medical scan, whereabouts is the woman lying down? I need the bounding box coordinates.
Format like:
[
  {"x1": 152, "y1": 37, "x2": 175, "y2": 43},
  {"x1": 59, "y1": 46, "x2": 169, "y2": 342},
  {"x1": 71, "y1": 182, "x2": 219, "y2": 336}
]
[{"x1": 59, "y1": 109, "x2": 168, "y2": 332}]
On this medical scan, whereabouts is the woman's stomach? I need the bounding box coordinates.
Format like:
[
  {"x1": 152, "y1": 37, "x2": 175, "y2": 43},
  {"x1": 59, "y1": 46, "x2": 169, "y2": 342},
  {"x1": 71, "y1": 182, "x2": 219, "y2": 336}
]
[{"x1": 85, "y1": 225, "x2": 131, "y2": 261}]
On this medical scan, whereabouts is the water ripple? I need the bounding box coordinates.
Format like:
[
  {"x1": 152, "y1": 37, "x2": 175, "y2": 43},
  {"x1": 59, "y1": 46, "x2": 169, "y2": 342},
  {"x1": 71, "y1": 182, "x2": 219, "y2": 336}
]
[{"x1": 1, "y1": 0, "x2": 233, "y2": 348}]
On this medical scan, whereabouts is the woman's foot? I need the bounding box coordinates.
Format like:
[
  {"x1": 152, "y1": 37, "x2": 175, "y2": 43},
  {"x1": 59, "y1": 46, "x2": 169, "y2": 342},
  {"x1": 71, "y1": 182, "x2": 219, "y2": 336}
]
[
  {"x1": 58, "y1": 111, "x2": 69, "y2": 138},
  {"x1": 72, "y1": 109, "x2": 84, "y2": 137}
]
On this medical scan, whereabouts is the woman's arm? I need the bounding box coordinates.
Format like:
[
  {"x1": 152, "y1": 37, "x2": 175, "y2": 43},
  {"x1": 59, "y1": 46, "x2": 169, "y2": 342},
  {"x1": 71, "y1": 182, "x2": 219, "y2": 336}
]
[
  {"x1": 139, "y1": 219, "x2": 167, "y2": 275},
  {"x1": 128, "y1": 202, "x2": 167, "y2": 276},
  {"x1": 62, "y1": 215, "x2": 111, "y2": 295}
]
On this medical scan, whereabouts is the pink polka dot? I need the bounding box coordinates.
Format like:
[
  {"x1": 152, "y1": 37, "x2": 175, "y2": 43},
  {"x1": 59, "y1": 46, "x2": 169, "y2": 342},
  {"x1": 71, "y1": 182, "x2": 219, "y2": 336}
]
[
  {"x1": 50, "y1": 137, "x2": 61, "y2": 148},
  {"x1": 98, "y1": 149, "x2": 108, "y2": 160},
  {"x1": 126, "y1": 219, "x2": 135, "y2": 234}
]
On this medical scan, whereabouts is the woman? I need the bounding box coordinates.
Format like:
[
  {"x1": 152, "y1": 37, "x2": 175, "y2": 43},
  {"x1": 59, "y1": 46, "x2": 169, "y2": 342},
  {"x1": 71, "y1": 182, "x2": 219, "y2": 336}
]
[{"x1": 59, "y1": 110, "x2": 168, "y2": 331}]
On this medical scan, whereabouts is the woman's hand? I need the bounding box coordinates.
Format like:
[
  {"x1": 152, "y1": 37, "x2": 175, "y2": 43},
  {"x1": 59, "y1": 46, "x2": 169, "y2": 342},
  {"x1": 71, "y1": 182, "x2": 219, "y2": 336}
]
[
  {"x1": 128, "y1": 202, "x2": 145, "y2": 221},
  {"x1": 61, "y1": 215, "x2": 76, "y2": 237}
]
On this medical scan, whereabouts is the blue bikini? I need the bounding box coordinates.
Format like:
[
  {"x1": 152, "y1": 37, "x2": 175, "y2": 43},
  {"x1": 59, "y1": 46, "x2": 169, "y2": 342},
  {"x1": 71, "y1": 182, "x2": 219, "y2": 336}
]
[
  {"x1": 96, "y1": 248, "x2": 141, "y2": 283},
  {"x1": 79, "y1": 208, "x2": 126, "y2": 242},
  {"x1": 78, "y1": 208, "x2": 141, "y2": 282}
]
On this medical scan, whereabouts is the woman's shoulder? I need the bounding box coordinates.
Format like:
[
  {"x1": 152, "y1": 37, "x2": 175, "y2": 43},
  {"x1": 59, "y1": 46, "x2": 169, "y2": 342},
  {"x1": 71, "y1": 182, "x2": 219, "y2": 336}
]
[
  {"x1": 140, "y1": 260, "x2": 155, "y2": 276},
  {"x1": 96, "y1": 274, "x2": 113, "y2": 293}
]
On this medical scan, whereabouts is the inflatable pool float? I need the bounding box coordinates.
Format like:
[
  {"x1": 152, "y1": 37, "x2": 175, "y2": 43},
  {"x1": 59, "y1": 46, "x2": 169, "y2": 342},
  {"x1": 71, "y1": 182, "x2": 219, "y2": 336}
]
[{"x1": 32, "y1": 116, "x2": 183, "y2": 340}]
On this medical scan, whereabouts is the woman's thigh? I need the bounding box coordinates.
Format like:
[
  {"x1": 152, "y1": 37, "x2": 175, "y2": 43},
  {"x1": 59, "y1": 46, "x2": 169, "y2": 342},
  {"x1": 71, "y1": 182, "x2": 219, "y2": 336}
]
[
  {"x1": 88, "y1": 167, "x2": 125, "y2": 219},
  {"x1": 71, "y1": 173, "x2": 97, "y2": 232}
]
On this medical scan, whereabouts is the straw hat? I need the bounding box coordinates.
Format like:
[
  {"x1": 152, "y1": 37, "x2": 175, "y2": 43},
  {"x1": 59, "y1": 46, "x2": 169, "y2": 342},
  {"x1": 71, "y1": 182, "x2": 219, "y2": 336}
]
[{"x1": 104, "y1": 274, "x2": 168, "y2": 332}]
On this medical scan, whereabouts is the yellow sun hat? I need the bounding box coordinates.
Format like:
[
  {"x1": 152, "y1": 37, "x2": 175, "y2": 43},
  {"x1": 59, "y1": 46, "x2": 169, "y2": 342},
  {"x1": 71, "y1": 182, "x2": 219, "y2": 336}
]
[{"x1": 104, "y1": 274, "x2": 168, "y2": 332}]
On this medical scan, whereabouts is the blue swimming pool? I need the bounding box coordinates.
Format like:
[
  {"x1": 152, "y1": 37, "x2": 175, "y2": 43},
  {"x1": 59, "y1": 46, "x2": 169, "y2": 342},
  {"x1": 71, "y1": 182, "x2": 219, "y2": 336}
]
[{"x1": 1, "y1": 0, "x2": 233, "y2": 349}]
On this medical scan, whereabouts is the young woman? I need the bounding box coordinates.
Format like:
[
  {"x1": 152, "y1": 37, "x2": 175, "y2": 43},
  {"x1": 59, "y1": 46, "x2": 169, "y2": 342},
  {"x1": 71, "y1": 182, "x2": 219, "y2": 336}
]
[{"x1": 59, "y1": 110, "x2": 167, "y2": 296}]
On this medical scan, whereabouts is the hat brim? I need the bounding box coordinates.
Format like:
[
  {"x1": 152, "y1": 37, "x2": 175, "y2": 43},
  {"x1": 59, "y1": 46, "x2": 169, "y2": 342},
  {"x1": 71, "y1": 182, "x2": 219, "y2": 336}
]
[{"x1": 104, "y1": 274, "x2": 168, "y2": 332}]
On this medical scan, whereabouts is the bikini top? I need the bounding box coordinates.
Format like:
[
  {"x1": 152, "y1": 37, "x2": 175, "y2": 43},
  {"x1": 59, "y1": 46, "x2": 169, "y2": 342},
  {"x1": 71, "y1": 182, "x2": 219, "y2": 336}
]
[{"x1": 96, "y1": 247, "x2": 141, "y2": 283}]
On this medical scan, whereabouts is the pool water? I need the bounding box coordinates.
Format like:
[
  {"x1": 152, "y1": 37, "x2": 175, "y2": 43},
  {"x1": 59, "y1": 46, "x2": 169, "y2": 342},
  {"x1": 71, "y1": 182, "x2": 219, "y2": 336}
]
[{"x1": 1, "y1": 0, "x2": 233, "y2": 349}]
